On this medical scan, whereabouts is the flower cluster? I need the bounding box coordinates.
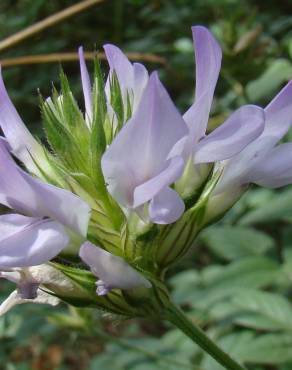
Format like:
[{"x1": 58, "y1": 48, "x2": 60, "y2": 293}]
[{"x1": 0, "y1": 25, "x2": 292, "y2": 317}]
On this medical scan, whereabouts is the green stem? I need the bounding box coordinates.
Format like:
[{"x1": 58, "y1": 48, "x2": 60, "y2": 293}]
[{"x1": 165, "y1": 301, "x2": 246, "y2": 370}]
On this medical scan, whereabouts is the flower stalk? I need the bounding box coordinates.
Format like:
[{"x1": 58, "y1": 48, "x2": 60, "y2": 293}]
[{"x1": 165, "y1": 301, "x2": 246, "y2": 370}]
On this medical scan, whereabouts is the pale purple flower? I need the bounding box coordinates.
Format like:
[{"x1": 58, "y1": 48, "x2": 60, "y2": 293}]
[
  {"x1": 0, "y1": 61, "x2": 148, "y2": 298},
  {"x1": 0, "y1": 68, "x2": 92, "y2": 309},
  {"x1": 183, "y1": 26, "x2": 265, "y2": 164},
  {"x1": 79, "y1": 242, "x2": 151, "y2": 295},
  {"x1": 0, "y1": 139, "x2": 91, "y2": 268},
  {"x1": 214, "y1": 81, "x2": 292, "y2": 194},
  {"x1": 101, "y1": 72, "x2": 188, "y2": 224},
  {"x1": 80, "y1": 46, "x2": 187, "y2": 224},
  {"x1": 100, "y1": 27, "x2": 266, "y2": 224},
  {"x1": 1, "y1": 24, "x2": 288, "y2": 305}
]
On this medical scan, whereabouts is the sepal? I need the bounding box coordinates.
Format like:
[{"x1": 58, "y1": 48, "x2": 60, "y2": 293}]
[{"x1": 52, "y1": 262, "x2": 169, "y2": 318}]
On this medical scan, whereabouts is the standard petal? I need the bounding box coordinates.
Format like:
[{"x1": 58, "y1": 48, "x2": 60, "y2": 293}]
[
  {"x1": 194, "y1": 105, "x2": 265, "y2": 163},
  {"x1": 0, "y1": 141, "x2": 91, "y2": 236},
  {"x1": 0, "y1": 67, "x2": 47, "y2": 173},
  {"x1": 104, "y1": 45, "x2": 148, "y2": 114},
  {"x1": 102, "y1": 72, "x2": 188, "y2": 207},
  {"x1": 79, "y1": 242, "x2": 151, "y2": 294},
  {"x1": 133, "y1": 156, "x2": 185, "y2": 208},
  {"x1": 247, "y1": 143, "x2": 292, "y2": 188},
  {"x1": 0, "y1": 289, "x2": 59, "y2": 316},
  {"x1": 149, "y1": 187, "x2": 185, "y2": 224},
  {"x1": 132, "y1": 62, "x2": 149, "y2": 111},
  {"x1": 78, "y1": 47, "x2": 93, "y2": 124},
  {"x1": 0, "y1": 214, "x2": 69, "y2": 268},
  {"x1": 104, "y1": 44, "x2": 134, "y2": 91},
  {"x1": 183, "y1": 26, "x2": 222, "y2": 143}
]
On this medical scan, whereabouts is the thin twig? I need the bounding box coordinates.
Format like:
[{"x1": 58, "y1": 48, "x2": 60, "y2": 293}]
[
  {"x1": 0, "y1": 0, "x2": 105, "y2": 53},
  {"x1": 0, "y1": 52, "x2": 167, "y2": 68}
]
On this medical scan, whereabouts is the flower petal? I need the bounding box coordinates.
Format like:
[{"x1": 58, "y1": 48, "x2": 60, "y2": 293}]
[
  {"x1": 149, "y1": 187, "x2": 185, "y2": 224},
  {"x1": 104, "y1": 44, "x2": 148, "y2": 113},
  {"x1": 264, "y1": 80, "x2": 292, "y2": 144},
  {"x1": 194, "y1": 105, "x2": 265, "y2": 163},
  {"x1": 79, "y1": 242, "x2": 151, "y2": 295},
  {"x1": 215, "y1": 81, "x2": 292, "y2": 193},
  {"x1": 78, "y1": 47, "x2": 93, "y2": 124},
  {"x1": 0, "y1": 214, "x2": 69, "y2": 268},
  {"x1": 104, "y1": 44, "x2": 134, "y2": 91},
  {"x1": 183, "y1": 26, "x2": 222, "y2": 144},
  {"x1": 247, "y1": 143, "x2": 292, "y2": 188},
  {"x1": 0, "y1": 67, "x2": 47, "y2": 174},
  {"x1": 21, "y1": 171, "x2": 91, "y2": 237},
  {"x1": 0, "y1": 289, "x2": 59, "y2": 316},
  {"x1": 102, "y1": 72, "x2": 188, "y2": 207},
  {"x1": 132, "y1": 62, "x2": 149, "y2": 111},
  {"x1": 133, "y1": 156, "x2": 185, "y2": 208},
  {"x1": 0, "y1": 141, "x2": 91, "y2": 236}
]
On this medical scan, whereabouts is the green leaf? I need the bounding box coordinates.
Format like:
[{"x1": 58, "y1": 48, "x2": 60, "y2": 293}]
[
  {"x1": 204, "y1": 331, "x2": 292, "y2": 368},
  {"x1": 246, "y1": 59, "x2": 292, "y2": 101},
  {"x1": 202, "y1": 331, "x2": 254, "y2": 370},
  {"x1": 171, "y1": 257, "x2": 281, "y2": 310},
  {"x1": 240, "y1": 333, "x2": 292, "y2": 364},
  {"x1": 161, "y1": 329, "x2": 200, "y2": 361},
  {"x1": 200, "y1": 225, "x2": 274, "y2": 260},
  {"x1": 199, "y1": 258, "x2": 280, "y2": 310},
  {"x1": 240, "y1": 189, "x2": 292, "y2": 225},
  {"x1": 231, "y1": 289, "x2": 292, "y2": 331}
]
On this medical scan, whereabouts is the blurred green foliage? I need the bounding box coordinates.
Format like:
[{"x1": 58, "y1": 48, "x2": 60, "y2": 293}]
[{"x1": 1, "y1": 0, "x2": 292, "y2": 369}]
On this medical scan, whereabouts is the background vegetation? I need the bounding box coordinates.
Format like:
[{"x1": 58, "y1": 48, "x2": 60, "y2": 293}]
[{"x1": 1, "y1": 0, "x2": 292, "y2": 369}]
